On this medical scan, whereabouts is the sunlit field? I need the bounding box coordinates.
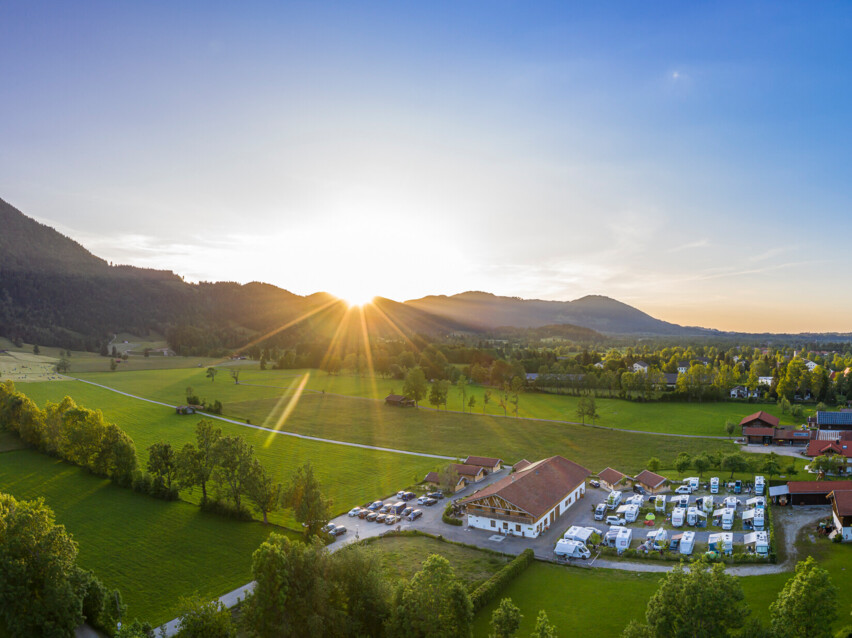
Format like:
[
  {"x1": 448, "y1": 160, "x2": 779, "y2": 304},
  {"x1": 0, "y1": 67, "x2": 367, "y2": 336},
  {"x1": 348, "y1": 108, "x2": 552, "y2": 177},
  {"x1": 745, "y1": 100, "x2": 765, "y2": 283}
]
[{"x1": 0, "y1": 448, "x2": 287, "y2": 625}]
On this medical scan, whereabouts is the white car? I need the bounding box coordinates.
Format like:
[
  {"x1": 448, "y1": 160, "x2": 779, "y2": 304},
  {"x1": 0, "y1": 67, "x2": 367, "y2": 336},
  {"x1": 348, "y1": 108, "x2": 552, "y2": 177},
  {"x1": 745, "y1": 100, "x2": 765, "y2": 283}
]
[
  {"x1": 348, "y1": 507, "x2": 361, "y2": 517},
  {"x1": 675, "y1": 485, "x2": 693, "y2": 495},
  {"x1": 605, "y1": 515, "x2": 626, "y2": 526}
]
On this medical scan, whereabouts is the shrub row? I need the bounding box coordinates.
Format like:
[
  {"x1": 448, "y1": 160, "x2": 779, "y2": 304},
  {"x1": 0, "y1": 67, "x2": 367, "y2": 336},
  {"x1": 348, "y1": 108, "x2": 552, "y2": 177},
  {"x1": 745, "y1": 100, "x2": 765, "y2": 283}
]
[
  {"x1": 470, "y1": 548, "x2": 535, "y2": 613},
  {"x1": 767, "y1": 505, "x2": 778, "y2": 563},
  {"x1": 442, "y1": 502, "x2": 463, "y2": 526}
]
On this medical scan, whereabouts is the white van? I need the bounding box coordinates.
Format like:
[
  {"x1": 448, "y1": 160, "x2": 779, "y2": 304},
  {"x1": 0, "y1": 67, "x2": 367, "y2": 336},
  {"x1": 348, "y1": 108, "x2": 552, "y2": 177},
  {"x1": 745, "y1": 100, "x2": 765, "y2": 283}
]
[
  {"x1": 679, "y1": 530, "x2": 695, "y2": 555},
  {"x1": 607, "y1": 490, "x2": 623, "y2": 510},
  {"x1": 672, "y1": 507, "x2": 686, "y2": 527},
  {"x1": 594, "y1": 503, "x2": 607, "y2": 521},
  {"x1": 710, "y1": 477, "x2": 719, "y2": 494},
  {"x1": 554, "y1": 539, "x2": 591, "y2": 559},
  {"x1": 755, "y1": 475, "x2": 765, "y2": 495}
]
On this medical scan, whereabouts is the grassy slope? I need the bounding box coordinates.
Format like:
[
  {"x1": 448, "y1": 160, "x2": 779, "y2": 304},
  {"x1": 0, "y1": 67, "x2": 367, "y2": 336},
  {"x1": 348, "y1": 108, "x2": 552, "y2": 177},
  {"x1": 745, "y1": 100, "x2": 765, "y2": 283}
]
[
  {"x1": 73, "y1": 367, "x2": 806, "y2": 437},
  {"x1": 0, "y1": 448, "x2": 287, "y2": 625},
  {"x1": 15, "y1": 381, "x2": 437, "y2": 525}
]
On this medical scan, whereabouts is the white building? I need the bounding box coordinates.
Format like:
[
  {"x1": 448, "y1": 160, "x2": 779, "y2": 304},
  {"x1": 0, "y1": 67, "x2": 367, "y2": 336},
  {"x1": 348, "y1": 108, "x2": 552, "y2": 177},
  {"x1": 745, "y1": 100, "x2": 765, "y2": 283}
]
[
  {"x1": 460, "y1": 456, "x2": 589, "y2": 539},
  {"x1": 633, "y1": 361, "x2": 650, "y2": 373}
]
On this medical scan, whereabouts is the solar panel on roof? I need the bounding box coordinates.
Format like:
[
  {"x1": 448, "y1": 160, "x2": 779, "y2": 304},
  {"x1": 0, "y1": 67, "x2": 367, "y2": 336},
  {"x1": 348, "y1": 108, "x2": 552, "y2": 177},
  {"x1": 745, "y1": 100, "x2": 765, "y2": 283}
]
[{"x1": 817, "y1": 411, "x2": 852, "y2": 426}]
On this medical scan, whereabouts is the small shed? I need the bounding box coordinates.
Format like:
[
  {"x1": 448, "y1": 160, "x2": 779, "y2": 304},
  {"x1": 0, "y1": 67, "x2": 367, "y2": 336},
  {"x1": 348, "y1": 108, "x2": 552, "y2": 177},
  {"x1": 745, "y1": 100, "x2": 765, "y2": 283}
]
[
  {"x1": 385, "y1": 394, "x2": 415, "y2": 407},
  {"x1": 634, "y1": 470, "x2": 669, "y2": 494},
  {"x1": 598, "y1": 467, "x2": 628, "y2": 491}
]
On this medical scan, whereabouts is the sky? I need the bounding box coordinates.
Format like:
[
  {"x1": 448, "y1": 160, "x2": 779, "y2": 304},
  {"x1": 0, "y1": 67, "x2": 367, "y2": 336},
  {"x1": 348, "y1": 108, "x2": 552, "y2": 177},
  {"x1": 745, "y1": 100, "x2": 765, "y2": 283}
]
[{"x1": 2, "y1": 2, "x2": 851, "y2": 333}]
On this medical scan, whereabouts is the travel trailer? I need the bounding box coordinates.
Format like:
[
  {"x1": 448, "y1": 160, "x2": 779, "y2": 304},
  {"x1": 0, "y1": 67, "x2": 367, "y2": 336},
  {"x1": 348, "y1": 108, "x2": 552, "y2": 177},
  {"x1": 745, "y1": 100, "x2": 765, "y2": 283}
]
[
  {"x1": 708, "y1": 532, "x2": 733, "y2": 556},
  {"x1": 614, "y1": 527, "x2": 633, "y2": 553},
  {"x1": 678, "y1": 531, "x2": 696, "y2": 555},
  {"x1": 746, "y1": 496, "x2": 765, "y2": 509},
  {"x1": 672, "y1": 507, "x2": 686, "y2": 527},
  {"x1": 607, "y1": 490, "x2": 623, "y2": 510},
  {"x1": 645, "y1": 528, "x2": 668, "y2": 550},
  {"x1": 722, "y1": 507, "x2": 735, "y2": 530},
  {"x1": 710, "y1": 477, "x2": 719, "y2": 494},
  {"x1": 686, "y1": 507, "x2": 707, "y2": 527},
  {"x1": 563, "y1": 526, "x2": 599, "y2": 544},
  {"x1": 744, "y1": 531, "x2": 770, "y2": 558},
  {"x1": 724, "y1": 496, "x2": 739, "y2": 509},
  {"x1": 755, "y1": 475, "x2": 765, "y2": 495},
  {"x1": 625, "y1": 494, "x2": 644, "y2": 507},
  {"x1": 554, "y1": 539, "x2": 591, "y2": 559},
  {"x1": 684, "y1": 477, "x2": 699, "y2": 491}
]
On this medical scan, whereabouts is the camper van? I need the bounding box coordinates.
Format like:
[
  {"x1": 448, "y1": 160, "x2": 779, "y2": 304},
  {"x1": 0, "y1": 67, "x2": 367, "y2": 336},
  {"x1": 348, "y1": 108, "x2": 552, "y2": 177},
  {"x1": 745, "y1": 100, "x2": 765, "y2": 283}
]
[
  {"x1": 755, "y1": 475, "x2": 765, "y2": 496},
  {"x1": 607, "y1": 490, "x2": 623, "y2": 510},
  {"x1": 672, "y1": 507, "x2": 686, "y2": 527},
  {"x1": 625, "y1": 494, "x2": 644, "y2": 507},
  {"x1": 594, "y1": 503, "x2": 607, "y2": 521},
  {"x1": 655, "y1": 495, "x2": 667, "y2": 512},
  {"x1": 746, "y1": 496, "x2": 765, "y2": 510},
  {"x1": 708, "y1": 532, "x2": 733, "y2": 556},
  {"x1": 603, "y1": 526, "x2": 625, "y2": 547},
  {"x1": 686, "y1": 507, "x2": 707, "y2": 527},
  {"x1": 744, "y1": 531, "x2": 770, "y2": 558},
  {"x1": 678, "y1": 531, "x2": 696, "y2": 555},
  {"x1": 710, "y1": 477, "x2": 719, "y2": 494},
  {"x1": 722, "y1": 508, "x2": 735, "y2": 530},
  {"x1": 554, "y1": 539, "x2": 591, "y2": 559},
  {"x1": 623, "y1": 504, "x2": 640, "y2": 523},
  {"x1": 564, "y1": 526, "x2": 599, "y2": 544},
  {"x1": 672, "y1": 494, "x2": 690, "y2": 508}
]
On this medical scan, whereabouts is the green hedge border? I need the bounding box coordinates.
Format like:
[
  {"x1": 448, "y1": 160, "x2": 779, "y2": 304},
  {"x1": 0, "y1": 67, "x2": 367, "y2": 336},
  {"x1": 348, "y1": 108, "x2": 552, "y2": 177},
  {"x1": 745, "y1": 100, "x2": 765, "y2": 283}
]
[{"x1": 470, "y1": 548, "x2": 535, "y2": 613}]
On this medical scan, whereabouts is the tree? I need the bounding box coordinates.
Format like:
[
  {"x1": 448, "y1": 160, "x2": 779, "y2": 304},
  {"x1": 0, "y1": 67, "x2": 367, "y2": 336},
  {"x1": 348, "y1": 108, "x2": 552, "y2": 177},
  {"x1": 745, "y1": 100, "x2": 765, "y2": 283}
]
[
  {"x1": 116, "y1": 620, "x2": 155, "y2": 638},
  {"x1": 110, "y1": 359, "x2": 118, "y2": 371},
  {"x1": 207, "y1": 367, "x2": 217, "y2": 382},
  {"x1": 531, "y1": 610, "x2": 558, "y2": 638},
  {"x1": 147, "y1": 441, "x2": 177, "y2": 490},
  {"x1": 761, "y1": 452, "x2": 782, "y2": 481},
  {"x1": 692, "y1": 453, "x2": 711, "y2": 478},
  {"x1": 576, "y1": 398, "x2": 587, "y2": 424},
  {"x1": 584, "y1": 396, "x2": 599, "y2": 425},
  {"x1": 770, "y1": 556, "x2": 837, "y2": 638},
  {"x1": 176, "y1": 420, "x2": 221, "y2": 503},
  {"x1": 725, "y1": 420, "x2": 736, "y2": 437},
  {"x1": 246, "y1": 459, "x2": 281, "y2": 524},
  {"x1": 387, "y1": 554, "x2": 473, "y2": 638},
  {"x1": 282, "y1": 462, "x2": 331, "y2": 538},
  {"x1": 56, "y1": 356, "x2": 71, "y2": 374},
  {"x1": 468, "y1": 396, "x2": 476, "y2": 412},
  {"x1": 331, "y1": 544, "x2": 392, "y2": 636},
  {"x1": 429, "y1": 380, "x2": 448, "y2": 410},
  {"x1": 175, "y1": 595, "x2": 236, "y2": 638},
  {"x1": 0, "y1": 493, "x2": 85, "y2": 636},
  {"x1": 33, "y1": 344, "x2": 40, "y2": 355},
  {"x1": 457, "y1": 376, "x2": 469, "y2": 413},
  {"x1": 483, "y1": 389, "x2": 492, "y2": 414},
  {"x1": 721, "y1": 452, "x2": 750, "y2": 479},
  {"x1": 403, "y1": 367, "x2": 427, "y2": 406},
  {"x1": 674, "y1": 453, "x2": 692, "y2": 474},
  {"x1": 230, "y1": 369, "x2": 240, "y2": 384},
  {"x1": 212, "y1": 435, "x2": 255, "y2": 512},
  {"x1": 647, "y1": 457, "x2": 661, "y2": 473},
  {"x1": 624, "y1": 560, "x2": 748, "y2": 637},
  {"x1": 490, "y1": 598, "x2": 522, "y2": 638}
]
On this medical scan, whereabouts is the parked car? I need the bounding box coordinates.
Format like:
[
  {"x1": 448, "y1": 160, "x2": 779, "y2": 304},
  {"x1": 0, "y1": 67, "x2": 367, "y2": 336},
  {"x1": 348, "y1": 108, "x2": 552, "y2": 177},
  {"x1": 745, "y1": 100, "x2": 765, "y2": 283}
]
[
  {"x1": 633, "y1": 485, "x2": 646, "y2": 495},
  {"x1": 605, "y1": 515, "x2": 626, "y2": 526},
  {"x1": 396, "y1": 491, "x2": 407, "y2": 500},
  {"x1": 375, "y1": 513, "x2": 387, "y2": 523},
  {"x1": 402, "y1": 507, "x2": 414, "y2": 517},
  {"x1": 675, "y1": 485, "x2": 693, "y2": 495},
  {"x1": 427, "y1": 491, "x2": 444, "y2": 500},
  {"x1": 321, "y1": 523, "x2": 336, "y2": 534},
  {"x1": 331, "y1": 525, "x2": 347, "y2": 536},
  {"x1": 424, "y1": 497, "x2": 438, "y2": 506},
  {"x1": 589, "y1": 479, "x2": 601, "y2": 488},
  {"x1": 358, "y1": 509, "x2": 369, "y2": 519},
  {"x1": 403, "y1": 491, "x2": 417, "y2": 500},
  {"x1": 385, "y1": 515, "x2": 398, "y2": 525},
  {"x1": 366, "y1": 512, "x2": 378, "y2": 522},
  {"x1": 348, "y1": 507, "x2": 362, "y2": 517},
  {"x1": 368, "y1": 501, "x2": 383, "y2": 510},
  {"x1": 379, "y1": 504, "x2": 393, "y2": 514},
  {"x1": 408, "y1": 509, "x2": 423, "y2": 521},
  {"x1": 417, "y1": 496, "x2": 430, "y2": 505}
]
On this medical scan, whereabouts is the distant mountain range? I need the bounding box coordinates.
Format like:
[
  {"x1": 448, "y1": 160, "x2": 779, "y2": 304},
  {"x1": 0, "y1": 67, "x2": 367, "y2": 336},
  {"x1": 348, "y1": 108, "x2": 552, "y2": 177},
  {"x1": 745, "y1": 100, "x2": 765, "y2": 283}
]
[{"x1": 2, "y1": 196, "x2": 846, "y2": 352}]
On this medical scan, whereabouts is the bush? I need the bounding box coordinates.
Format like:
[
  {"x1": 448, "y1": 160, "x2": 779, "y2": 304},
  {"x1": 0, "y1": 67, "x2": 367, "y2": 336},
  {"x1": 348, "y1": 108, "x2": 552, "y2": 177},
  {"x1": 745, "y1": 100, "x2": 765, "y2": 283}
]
[
  {"x1": 442, "y1": 502, "x2": 462, "y2": 526},
  {"x1": 470, "y1": 549, "x2": 534, "y2": 613},
  {"x1": 200, "y1": 499, "x2": 253, "y2": 521}
]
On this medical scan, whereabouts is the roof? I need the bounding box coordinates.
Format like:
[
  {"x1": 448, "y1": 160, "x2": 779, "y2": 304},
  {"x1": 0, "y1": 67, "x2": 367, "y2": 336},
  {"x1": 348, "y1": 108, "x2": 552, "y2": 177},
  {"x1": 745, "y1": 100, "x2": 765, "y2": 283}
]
[
  {"x1": 424, "y1": 471, "x2": 440, "y2": 483},
  {"x1": 817, "y1": 411, "x2": 852, "y2": 426},
  {"x1": 768, "y1": 485, "x2": 789, "y2": 497},
  {"x1": 634, "y1": 470, "x2": 667, "y2": 489},
  {"x1": 464, "y1": 456, "x2": 502, "y2": 467},
  {"x1": 806, "y1": 441, "x2": 851, "y2": 458},
  {"x1": 829, "y1": 490, "x2": 852, "y2": 517},
  {"x1": 634, "y1": 361, "x2": 649, "y2": 367},
  {"x1": 452, "y1": 463, "x2": 485, "y2": 477},
  {"x1": 460, "y1": 456, "x2": 590, "y2": 519},
  {"x1": 385, "y1": 394, "x2": 410, "y2": 402},
  {"x1": 513, "y1": 459, "x2": 531, "y2": 471},
  {"x1": 742, "y1": 426, "x2": 776, "y2": 437},
  {"x1": 663, "y1": 373, "x2": 679, "y2": 384},
  {"x1": 739, "y1": 411, "x2": 780, "y2": 428},
  {"x1": 598, "y1": 467, "x2": 627, "y2": 485},
  {"x1": 786, "y1": 481, "x2": 852, "y2": 495},
  {"x1": 772, "y1": 428, "x2": 813, "y2": 440}
]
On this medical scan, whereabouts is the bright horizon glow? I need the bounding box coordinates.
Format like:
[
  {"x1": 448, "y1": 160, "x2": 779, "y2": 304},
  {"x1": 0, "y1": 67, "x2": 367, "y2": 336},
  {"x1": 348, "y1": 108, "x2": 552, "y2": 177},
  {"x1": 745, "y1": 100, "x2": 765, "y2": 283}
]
[
  {"x1": 3, "y1": 2, "x2": 852, "y2": 333},
  {"x1": 339, "y1": 292, "x2": 376, "y2": 308}
]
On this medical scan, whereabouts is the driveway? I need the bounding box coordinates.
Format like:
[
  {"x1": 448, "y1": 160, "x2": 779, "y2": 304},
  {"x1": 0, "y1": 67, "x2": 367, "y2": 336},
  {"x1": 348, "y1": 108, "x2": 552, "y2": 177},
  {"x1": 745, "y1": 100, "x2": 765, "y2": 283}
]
[{"x1": 739, "y1": 443, "x2": 808, "y2": 459}]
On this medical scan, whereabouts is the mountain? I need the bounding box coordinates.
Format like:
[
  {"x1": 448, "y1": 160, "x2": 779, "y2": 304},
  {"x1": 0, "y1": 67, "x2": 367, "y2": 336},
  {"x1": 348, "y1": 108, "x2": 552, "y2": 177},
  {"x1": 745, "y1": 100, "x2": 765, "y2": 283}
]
[
  {"x1": 405, "y1": 291, "x2": 715, "y2": 336},
  {"x1": 0, "y1": 198, "x2": 470, "y2": 352}
]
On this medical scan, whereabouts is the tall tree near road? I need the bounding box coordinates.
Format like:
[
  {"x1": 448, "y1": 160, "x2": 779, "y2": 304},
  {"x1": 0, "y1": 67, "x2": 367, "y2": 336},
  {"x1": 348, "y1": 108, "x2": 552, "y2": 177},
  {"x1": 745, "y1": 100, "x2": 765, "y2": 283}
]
[
  {"x1": 246, "y1": 459, "x2": 282, "y2": 524},
  {"x1": 176, "y1": 420, "x2": 222, "y2": 504},
  {"x1": 212, "y1": 434, "x2": 255, "y2": 512},
  {"x1": 147, "y1": 441, "x2": 177, "y2": 490},
  {"x1": 282, "y1": 462, "x2": 331, "y2": 538},
  {"x1": 490, "y1": 598, "x2": 522, "y2": 638},
  {"x1": 769, "y1": 556, "x2": 837, "y2": 638}
]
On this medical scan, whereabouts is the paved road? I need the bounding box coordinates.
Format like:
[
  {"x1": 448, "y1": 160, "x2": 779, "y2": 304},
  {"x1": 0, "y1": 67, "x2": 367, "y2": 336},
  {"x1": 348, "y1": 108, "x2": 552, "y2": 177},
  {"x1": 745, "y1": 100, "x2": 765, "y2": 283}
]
[
  {"x1": 69, "y1": 378, "x2": 456, "y2": 461},
  {"x1": 738, "y1": 443, "x2": 809, "y2": 459}
]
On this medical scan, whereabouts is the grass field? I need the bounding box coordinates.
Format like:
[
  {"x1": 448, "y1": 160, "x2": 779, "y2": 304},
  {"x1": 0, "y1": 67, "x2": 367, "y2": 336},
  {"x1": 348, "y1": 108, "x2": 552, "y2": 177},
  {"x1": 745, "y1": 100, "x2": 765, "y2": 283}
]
[
  {"x1": 13, "y1": 381, "x2": 438, "y2": 526},
  {"x1": 70, "y1": 366, "x2": 808, "y2": 438},
  {"x1": 471, "y1": 537, "x2": 852, "y2": 637},
  {"x1": 0, "y1": 447, "x2": 289, "y2": 625}
]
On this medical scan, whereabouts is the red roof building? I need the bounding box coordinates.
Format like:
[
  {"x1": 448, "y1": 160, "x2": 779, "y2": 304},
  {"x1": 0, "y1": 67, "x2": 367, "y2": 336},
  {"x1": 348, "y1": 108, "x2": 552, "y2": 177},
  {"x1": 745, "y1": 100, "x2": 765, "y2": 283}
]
[
  {"x1": 598, "y1": 467, "x2": 628, "y2": 490},
  {"x1": 829, "y1": 490, "x2": 852, "y2": 541},
  {"x1": 740, "y1": 411, "x2": 780, "y2": 429},
  {"x1": 634, "y1": 470, "x2": 669, "y2": 493},
  {"x1": 786, "y1": 481, "x2": 852, "y2": 505}
]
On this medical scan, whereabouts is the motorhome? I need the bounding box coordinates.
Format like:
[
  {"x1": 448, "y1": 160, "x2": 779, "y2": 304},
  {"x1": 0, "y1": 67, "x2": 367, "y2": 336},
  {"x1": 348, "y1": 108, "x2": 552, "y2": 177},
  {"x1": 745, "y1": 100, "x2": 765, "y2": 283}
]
[
  {"x1": 700, "y1": 495, "x2": 714, "y2": 514},
  {"x1": 655, "y1": 495, "x2": 667, "y2": 512},
  {"x1": 684, "y1": 477, "x2": 699, "y2": 491},
  {"x1": 686, "y1": 507, "x2": 707, "y2": 527},
  {"x1": 746, "y1": 496, "x2": 765, "y2": 509},
  {"x1": 645, "y1": 528, "x2": 668, "y2": 550},
  {"x1": 742, "y1": 508, "x2": 756, "y2": 530},
  {"x1": 594, "y1": 503, "x2": 607, "y2": 521},
  {"x1": 625, "y1": 494, "x2": 644, "y2": 507},
  {"x1": 564, "y1": 526, "x2": 599, "y2": 544},
  {"x1": 744, "y1": 531, "x2": 770, "y2": 558},
  {"x1": 603, "y1": 526, "x2": 626, "y2": 548},
  {"x1": 678, "y1": 530, "x2": 696, "y2": 555},
  {"x1": 672, "y1": 494, "x2": 690, "y2": 508},
  {"x1": 614, "y1": 527, "x2": 633, "y2": 553},
  {"x1": 722, "y1": 508, "x2": 735, "y2": 530},
  {"x1": 755, "y1": 475, "x2": 765, "y2": 496},
  {"x1": 710, "y1": 477, "x2": 719, "y2": 494},
  {"x1": 708, "y1": 532, "x2": 733, "y2": 556},
  {"x1": 672, "y1": 507, "x2": 686, "y2": 527},
  {"x1": 734, "y1": 480, "x2": 743, "y2": 494},
  {"x1": 554, "y1": 539, "x2": 591, "y2": 559},
  {"x1": 623, "y1": 504, "x2": 640, "y2": 523},
  {"x1": 753, "y1": 507, "x2": 765, "y2": 531},
  {"x1": 723, "y1": 496, "x2": 739, "y2": 509},
  {"x1": 607, "y1": 490, "x2": 623, "y2": 510}
]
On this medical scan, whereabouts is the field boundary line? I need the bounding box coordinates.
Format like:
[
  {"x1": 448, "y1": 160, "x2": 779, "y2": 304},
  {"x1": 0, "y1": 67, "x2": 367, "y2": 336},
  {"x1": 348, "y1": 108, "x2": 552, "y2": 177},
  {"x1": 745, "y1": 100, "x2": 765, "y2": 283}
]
[{"x1": 69, "y1": 378, "x2": 456, "y2": 461}]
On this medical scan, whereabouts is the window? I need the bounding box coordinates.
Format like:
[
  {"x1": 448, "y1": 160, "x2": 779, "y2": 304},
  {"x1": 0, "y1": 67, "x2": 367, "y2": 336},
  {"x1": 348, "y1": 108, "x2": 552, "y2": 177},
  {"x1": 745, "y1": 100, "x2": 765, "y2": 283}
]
[
  {"x1": 503, "y1": 522, "x2": 508, "y2": 529},
  {"x1": 568, "y1": 496, "x2": 573, "y2": 504},
  {"x1": 516, "y1": 524, "x2": 521, "y2": 531},
  {"x1": 490, "y1": 520, "x2": 495, "y2": 528}
]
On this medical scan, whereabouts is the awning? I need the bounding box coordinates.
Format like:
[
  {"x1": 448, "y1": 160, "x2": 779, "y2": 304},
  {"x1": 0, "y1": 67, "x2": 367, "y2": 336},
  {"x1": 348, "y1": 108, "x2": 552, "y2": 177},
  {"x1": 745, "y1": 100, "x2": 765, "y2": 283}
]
[{"x1": 769, "y1": 485, "x2": 789, "y2": 497}]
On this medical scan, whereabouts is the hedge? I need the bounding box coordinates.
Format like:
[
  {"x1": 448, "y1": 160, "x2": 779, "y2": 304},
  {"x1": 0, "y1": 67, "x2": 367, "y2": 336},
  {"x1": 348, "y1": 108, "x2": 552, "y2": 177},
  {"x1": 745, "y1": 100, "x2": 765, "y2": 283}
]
[
  {"x1": 470, "y1": 548, "x2": 535, "y2": 612},
  {"x1": 443, "y1": 502, "x2": 462, "y2": 526}
]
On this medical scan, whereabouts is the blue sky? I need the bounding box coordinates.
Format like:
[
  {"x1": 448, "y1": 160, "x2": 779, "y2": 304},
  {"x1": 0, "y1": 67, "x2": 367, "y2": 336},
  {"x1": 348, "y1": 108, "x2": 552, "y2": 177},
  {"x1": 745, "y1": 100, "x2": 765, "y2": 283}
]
[{"x1": 2, "y1": 2, "x2": 851, "y2": 331}]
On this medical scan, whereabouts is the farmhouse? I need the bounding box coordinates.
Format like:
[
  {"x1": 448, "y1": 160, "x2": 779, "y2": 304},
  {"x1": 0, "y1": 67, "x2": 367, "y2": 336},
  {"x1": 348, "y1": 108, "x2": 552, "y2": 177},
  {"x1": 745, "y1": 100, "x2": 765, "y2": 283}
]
[
  {"x1": 828, "y1": 490, "x2": 852, "y2": 541},
  {"x1": 460, "y1": 455, "x2": 589, "y2": 538},
  {"x1": 453, "y1": 463, "x2": 487, "y2": 483},
  {"x1": 785, "y1": 481, "x2": 852, "y2": 506},
  {"x1": 634, "y1": 469, "x2": 669, "y2": 494},
  {"x1": 632, "y1": 361, "x2": 649, "y2": 373},
  {"x1": 598, "y1": 467, "x2": 628, "y2": 490},
  {"x1": 740, "y1": 411, "x2": 780, "y2": 431},
  {"x1": 464, "y1": 456, "x2": 503, "y2": 473},
  {"x1": 423, "y1": 470, "x2": 470, "y2": 493},
  {"x1": 730, "y1": 385, "x2": 748, "y2": 399},
  {"x1": 805, "y1": 440, "x2": 852, "y2": 474},
  {"x1": 385, "y1": 394, "x2": 415, "y2": 407},
  {"x1": 677, "y1": 361, "x2": 689, "y2": 374}
]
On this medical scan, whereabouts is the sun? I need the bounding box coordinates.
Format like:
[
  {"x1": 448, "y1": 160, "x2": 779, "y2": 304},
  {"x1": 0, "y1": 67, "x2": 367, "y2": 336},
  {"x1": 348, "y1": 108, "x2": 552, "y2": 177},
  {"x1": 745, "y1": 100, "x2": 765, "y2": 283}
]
[{"x1": 337, "y1": 289, "x2": 375, "y2": 307}]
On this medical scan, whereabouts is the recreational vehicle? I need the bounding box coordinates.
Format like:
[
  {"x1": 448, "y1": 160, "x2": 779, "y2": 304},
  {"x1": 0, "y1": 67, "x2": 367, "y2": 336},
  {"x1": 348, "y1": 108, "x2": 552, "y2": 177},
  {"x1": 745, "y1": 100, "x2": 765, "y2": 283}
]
[
  {"x1": 722, "y1": 508, "x2": 735, "y2": 530},
  {"x1": 606, "y1": 490, "x2": 623, "y2": 510},
  {"x1": 753, "y1": 507, "x2": 765, "y2": 531},
  {"x1": 684, "y1": 477, "x2": 699, "y2": 491},
  {"x1": 655, "y1": 495, "x2": 667, "y2": 512},
  {"x1": 615, "y1": 527, "x2": 633, "y2": 553},
  {"x1": 672, "y1": 507, "x2": 686, "y2": 527},
  {"x1": 645, "y1": 528, "x2": 668, "y2": 550},
  {"x1": 554, "y1": 539, "x2": 591, "y2": 559},
  {"x1": 710, "y1": 477, "x2": 719, "y2": 494},
  {"x1": 678, "y1": 530, "x2": 696, "y2": 555},
  {"x1": 755, "y1": 475, "x2": 765, "y2": 495},
  {"x1": 700, "y1": 495, "x2": 714, "y2": 514},
  {"x1": 563, "y1": 526, "x2": 599, "y2": 544},
  {"x1": 686, "y1": 507, "x2": 707, "y2": 527},
  {"x1": 746, "y1": 496, "x2": 765, "y2": 509},
  {"x1": 744, "y1": 531, "x2": 770, "y2": 558},
  {"x1": 723, "y1": 496, "x2": 739, "y2": 509},
  {"x1": 708, "y1": 532, "x2": 733, "y2": 555}
]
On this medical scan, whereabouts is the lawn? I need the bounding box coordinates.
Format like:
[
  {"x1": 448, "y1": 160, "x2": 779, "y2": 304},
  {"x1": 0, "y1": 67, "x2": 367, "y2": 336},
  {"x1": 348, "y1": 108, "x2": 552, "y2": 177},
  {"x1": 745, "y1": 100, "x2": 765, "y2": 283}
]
[
  {"x1": 14, "y1": 381, "x2": 438, "y2": 526},
  {"x1": 0, "y1": 448, "x2": 288, "y2": 626},
  {"x1": 71, "y1": 367, "x2": 807, "y2": 437}
]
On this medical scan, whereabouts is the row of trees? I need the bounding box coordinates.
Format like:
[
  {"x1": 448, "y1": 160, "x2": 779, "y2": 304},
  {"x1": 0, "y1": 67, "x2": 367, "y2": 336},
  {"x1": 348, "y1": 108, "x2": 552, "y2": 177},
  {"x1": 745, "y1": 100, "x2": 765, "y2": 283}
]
[
  {"x1": 0, "y1": 493, "x2": 127, "y2": 637},
  {"x1": 0, "y1": 381, "x2": 138, "y2": 484},
  {"x1": 647, "y1": 450, "x2": 793, "y2": 480},
  {"x1": 622, "y1": 557, "x2": 846, "y2": 638}
]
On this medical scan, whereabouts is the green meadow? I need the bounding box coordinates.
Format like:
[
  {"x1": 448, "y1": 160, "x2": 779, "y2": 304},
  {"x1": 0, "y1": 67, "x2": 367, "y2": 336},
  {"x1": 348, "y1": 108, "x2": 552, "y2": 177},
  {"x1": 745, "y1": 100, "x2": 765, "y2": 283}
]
[{"x1": 0, "y1": 448, "x2": 287, "y2": 625}]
